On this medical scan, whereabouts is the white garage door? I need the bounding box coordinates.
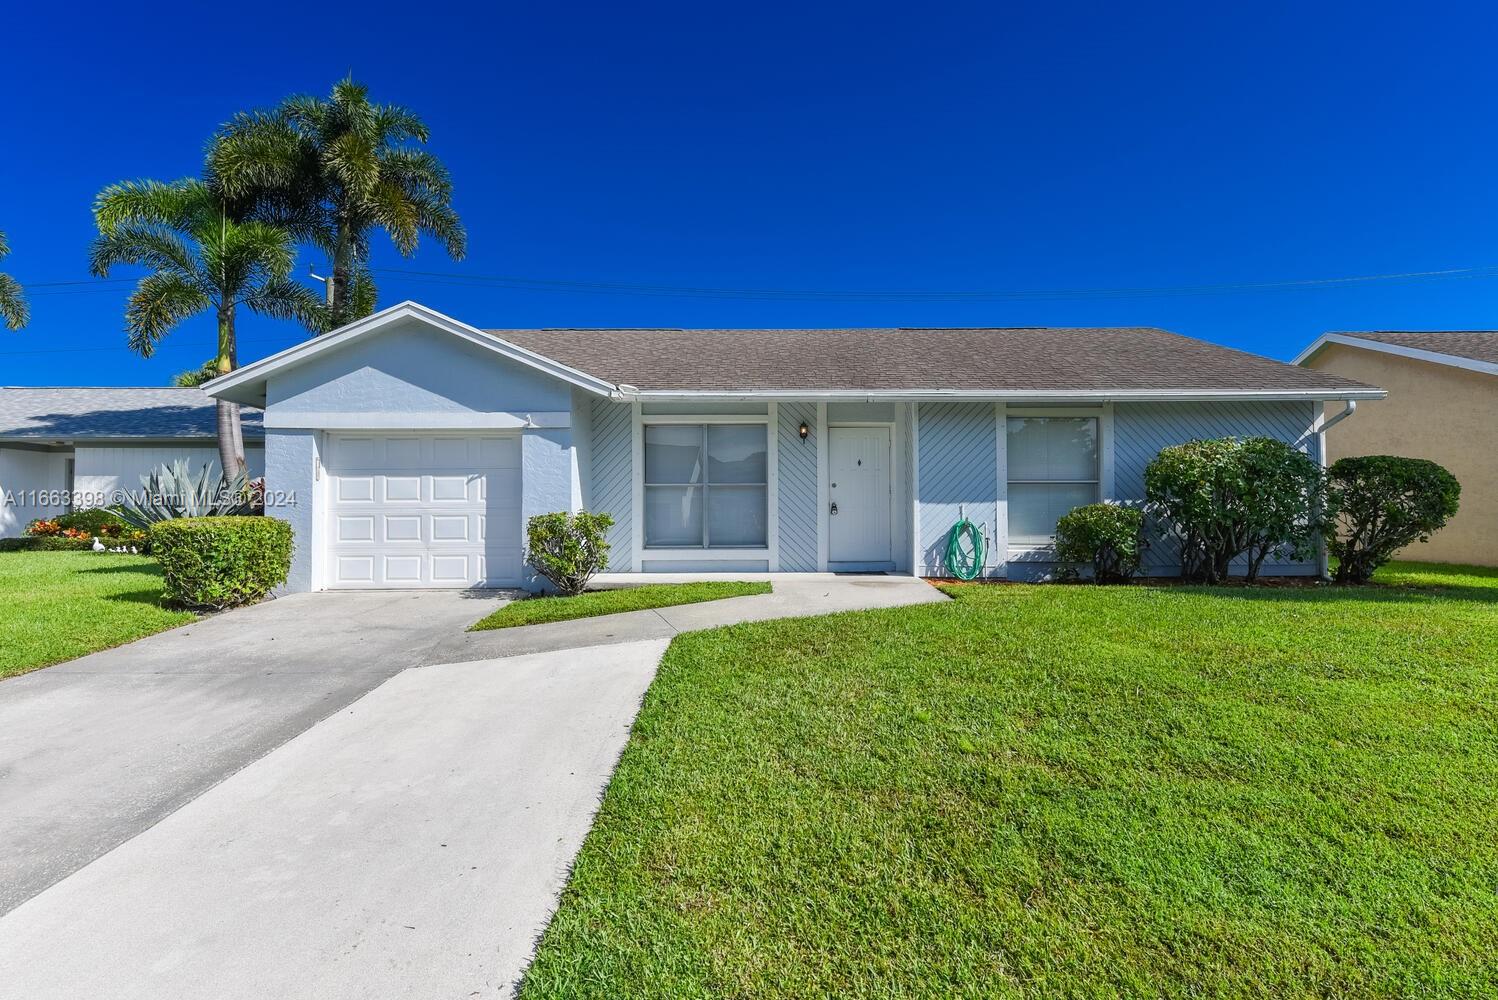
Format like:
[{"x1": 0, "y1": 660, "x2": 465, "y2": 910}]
[{"x1": 325, "y1": 433, "x2": 523, "y2": 589}]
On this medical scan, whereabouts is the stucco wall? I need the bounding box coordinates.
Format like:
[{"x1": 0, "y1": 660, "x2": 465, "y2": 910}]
[
  {"x1": 1306, "y1": 343, "x2": 1497, "y2": 565},
  {"x1": 73, "y1": 444, "x2": 265, "y2": 501},
  {"x1": 0, "y1": 447, "x2": 69, "y2": 537},
  {"x1": 263, "y1": 429, "x2": 320, "y2": 593},
  {"x1": 266, "y1": 317, "x2": 571, "y2": 428}
]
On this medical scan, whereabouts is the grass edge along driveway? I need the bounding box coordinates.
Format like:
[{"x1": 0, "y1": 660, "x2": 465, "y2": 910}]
[
  {"x1": 0, "y1": 551, "x2": 194, "y2": 679},
  {"x1": 519, "y1": 562, "x2": 1498, "y2": 999},
  {"x1": 469, "y1": 581, "x2": 771, "y2": 630}
]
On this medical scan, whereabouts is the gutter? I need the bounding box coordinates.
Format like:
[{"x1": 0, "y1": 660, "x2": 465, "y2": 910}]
[{"x1": 605, "y1": 387, "x2": 1386, "y2": 403}]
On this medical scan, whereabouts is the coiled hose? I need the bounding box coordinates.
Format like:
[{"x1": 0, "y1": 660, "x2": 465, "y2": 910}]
[{"x1": 944, "y1": 516, "x2": 985, "y2": 580}]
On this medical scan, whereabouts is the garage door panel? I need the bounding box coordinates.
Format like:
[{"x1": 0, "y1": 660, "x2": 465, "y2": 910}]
[
  {"x1": 326, "y1": 433, "x2": 522, "y2": 589},
  {"x1": 384, "y1": 515, "x2": 422, "y2": 542},
  {"x1": 337, "y1": 476, "x2": 374, "y2": 502}
]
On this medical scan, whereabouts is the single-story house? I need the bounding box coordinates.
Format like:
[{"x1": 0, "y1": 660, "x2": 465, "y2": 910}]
[
  {"x1": 197, "y1": 302, "x2": 1380, "y2": 591},
  {"x1": 1296, "y1": 330, "x2": 1498, "y2": 566},
  {"x1": 0, "y1": 387, "x2": 265, "y2": 536}
]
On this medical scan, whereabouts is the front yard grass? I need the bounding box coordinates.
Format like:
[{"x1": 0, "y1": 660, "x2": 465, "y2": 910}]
[
  {"x1": 0, "y1": 551, "x2": 194, "y2": 679},
  {"x1": 469, "y1": 581, "x2": 770, "y2": 630},
  {"x1": 520, "y1": 562, "x2": 1498, "y2": 998}
]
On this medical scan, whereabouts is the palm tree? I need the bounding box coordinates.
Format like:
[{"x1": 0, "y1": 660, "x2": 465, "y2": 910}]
[
  {"x1": 211, "y1": 77, "x2": 466, "y2": 328},
  {"x1": 0, "y1": 230, "x2": 29, "y2": 330},
  {"x1": 172, "y1": 359, "x2": 220, "y2": 387},
  {"x1": 91, "y1": 179, "x2": 322, "y2": 476}
]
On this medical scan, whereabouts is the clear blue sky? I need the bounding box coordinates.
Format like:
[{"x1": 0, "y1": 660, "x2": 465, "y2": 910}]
[{"x1": 4, "y1": 1, "x2": 1497, "y2": 386}]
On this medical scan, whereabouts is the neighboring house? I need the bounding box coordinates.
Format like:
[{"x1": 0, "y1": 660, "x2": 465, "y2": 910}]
[
  {"x1": 1296, "y1": 331, "x2": 1498, "y2": 566},
  {"x1": 201, "y1": 302, "x2": 1379, "y2": 592},
  {"x1": 0, "y1": 387, "x2": 265, "y2": 537}
]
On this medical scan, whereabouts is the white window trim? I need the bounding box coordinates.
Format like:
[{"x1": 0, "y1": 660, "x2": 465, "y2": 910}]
[
  {"x1": 630, "y1": 405, "x2": 779, "y2": 569},
  {"x1": 1001, "y1": 405, "x2": 1114, "y2": 553}
]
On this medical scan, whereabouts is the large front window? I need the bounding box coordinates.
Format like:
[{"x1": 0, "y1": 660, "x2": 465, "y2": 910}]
[
  {"x1": 1007, "y1": 416, "x2": 1099, "y2": 543},
  {"x1": 644, "y1": 423, "x2": 768, "y2": 548}
]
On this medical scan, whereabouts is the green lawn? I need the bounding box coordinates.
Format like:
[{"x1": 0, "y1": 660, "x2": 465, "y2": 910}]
[
  {"x1": 520, "y1": 562, "x2": 1498, "y2": 998},
  {"x1": 470, "y1": 581, "x2": 771, "y2": 630},
  {"x1": 0, "y1": 551, "x2": 194, "y2": 679}
]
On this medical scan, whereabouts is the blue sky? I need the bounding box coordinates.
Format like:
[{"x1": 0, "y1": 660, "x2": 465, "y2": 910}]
[{"x1": 4, "y1": 1, "x2": 1498, "y2": 386}]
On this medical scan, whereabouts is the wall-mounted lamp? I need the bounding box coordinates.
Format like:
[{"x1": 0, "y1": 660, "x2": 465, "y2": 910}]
[{"x1": 798, "y1": 421, "x2": 810, "y2": 440}]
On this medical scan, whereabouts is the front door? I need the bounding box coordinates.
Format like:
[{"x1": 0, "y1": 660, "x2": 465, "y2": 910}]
[{"x1": 828, "y1": 426, "x2": 892, "y2": 565}]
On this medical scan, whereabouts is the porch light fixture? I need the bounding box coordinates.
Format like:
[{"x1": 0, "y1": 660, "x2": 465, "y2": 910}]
[{"x1": 798, "y1": 421, "x2": 809, "y2": 440}]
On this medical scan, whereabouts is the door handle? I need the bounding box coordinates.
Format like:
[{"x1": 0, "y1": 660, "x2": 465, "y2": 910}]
[{"x1": 830, "y1": 502, "x2": 838, "y2": 515}]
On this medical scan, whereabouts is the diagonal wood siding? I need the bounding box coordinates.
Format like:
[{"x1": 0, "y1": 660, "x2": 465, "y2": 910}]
[
  {"x1": 776, "y1": 402, "x2": 819, "y2": 571},
  {"x1": 1113, "y1": 400, "x2": 1318, "y2": 573},
  {"x1": 589, "y1": 397, "x2": 633, "y2": 570},
  {"x1": 916, "y1": 402, "x2": 999, "y2": 576}
]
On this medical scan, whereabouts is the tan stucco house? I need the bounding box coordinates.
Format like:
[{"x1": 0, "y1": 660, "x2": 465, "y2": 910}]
[{"x1": 1297, "y1": 331, "x2": 1498, "y2": 566}]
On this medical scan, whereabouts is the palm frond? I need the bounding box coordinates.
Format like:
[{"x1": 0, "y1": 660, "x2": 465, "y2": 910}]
[
  {"x1": 369, "y1": 180, "x2": 422, "y2": 256},
  {"x1": 89, "y1": 224, "x2": 199, "y2": 279},
  {"x1": 0, "y1": 273, "x2": 29, "y2": 331},
  {"x1": 0, "y1": 230, "x2": 9, "y2": 261},
  {"x1": 208, "y1": 111, "x2": 309, "y2": 199},
  {"x1": 322, "y1": 129, "x2": 381, "y2": 198},
  {"x1": 123, "y1": 272, "x2": 210, "y2": 357},
  {"x1": 172, "y1": 359, "x2": 221, "y2": 387},
  {"x1": 243, "y1": 274, "x2": 328, "y2": 332},
  {"x1": 94, "y1": 179, "x2": 209, "y2": 233},
  {"x1": 372, "y1": 104, "x2": 429, "y2": 144}
]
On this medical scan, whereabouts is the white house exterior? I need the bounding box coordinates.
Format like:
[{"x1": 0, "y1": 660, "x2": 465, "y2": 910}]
[
  {"x1": 0, "y1": 387, "x2": 265, "y2": 536},
  {"x1": 198, "y1": 302, "x2": 1381, "y2": 592}
]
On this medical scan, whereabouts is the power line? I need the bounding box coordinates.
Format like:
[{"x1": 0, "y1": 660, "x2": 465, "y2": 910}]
[
  {"x1": 14, "y1": 263, "x2": 1498, "y2": 303},
  {"x1": 369, "y1": 263, "x2": 1498, "y2": 302}
]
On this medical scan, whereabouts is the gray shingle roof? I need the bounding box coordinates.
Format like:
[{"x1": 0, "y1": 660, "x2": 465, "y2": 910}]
[
  {"x1": 1331, "y1": 331, "x2": 1498, "y2": 367},
  {"x1": 493, "y1": 326, "x2": 1375, "y2": 395},
  {"x1": 0, "y1": 387, "x2": 263, "y2": 440}
]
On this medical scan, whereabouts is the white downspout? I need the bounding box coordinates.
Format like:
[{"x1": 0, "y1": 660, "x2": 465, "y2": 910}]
[{"x1": 1315, "y1": 400, "x2": 1358, "y2": 578}]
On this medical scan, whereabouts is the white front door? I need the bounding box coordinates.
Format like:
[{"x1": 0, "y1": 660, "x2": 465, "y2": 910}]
[
  {"x1": 324, "y1": 433, "x2": 523, "y2": 589},
  {"x1": 828, "y1": 426, "x2": 892, "y2": 565}
]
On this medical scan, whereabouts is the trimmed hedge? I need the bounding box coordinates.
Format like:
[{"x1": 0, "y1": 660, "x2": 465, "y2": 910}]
[
  {"x1": 0, "y1": 535, "x2": 103, "y2": 552},
  {"x1": 1055, "y1": 503, "x2": 1145, "y2": 583},
  {"x1": 150, "y1": 516, "x2": 293, "y2": 610},
  {"x1": 1327, "y1": 456, "x2": 1460, "y2": 584},
  {"x1": 57, "y1": 507, "x2": 132, "y2": 536}
]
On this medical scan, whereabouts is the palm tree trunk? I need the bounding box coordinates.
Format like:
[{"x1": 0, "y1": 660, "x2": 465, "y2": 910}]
[
  {"x1": 330, "y1": 220, "x2": 351, "y2": 330},
  {"x1": 215, "y1": 304, "x2": 247, "y2": 479}
]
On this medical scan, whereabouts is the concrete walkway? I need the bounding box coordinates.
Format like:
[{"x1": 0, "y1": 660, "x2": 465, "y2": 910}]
[
  {"x1": 427, "y1": 572, "x2": 947, "y2": 661},
  {"x1": 0, "y1": 574, "x2": 945, "y2": 999}
]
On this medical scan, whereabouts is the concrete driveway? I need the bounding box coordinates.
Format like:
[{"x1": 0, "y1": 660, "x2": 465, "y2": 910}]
[
  {"x1": 0, "y1": 639, "x2": 667, "y2": 1000},
  {"x1": 0, "y1": 589, "x2": 502, "y2": 913}
]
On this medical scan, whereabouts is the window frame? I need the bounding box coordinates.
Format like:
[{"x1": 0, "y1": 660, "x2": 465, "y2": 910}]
[
  {"x1": 640, "y1": 414, "x2": 771, "y2": 551},
  {"x1": 1004, "y1": 410, "x2": 1104, "y2": 546}
]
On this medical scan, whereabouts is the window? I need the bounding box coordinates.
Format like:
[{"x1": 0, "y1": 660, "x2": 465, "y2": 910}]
[
  {"x1": 1007, "y1": 416, "x2": 1099, "y2": 543},
  {"x1": 644, "y1": 423, "x2": 768, "y2": 548}
]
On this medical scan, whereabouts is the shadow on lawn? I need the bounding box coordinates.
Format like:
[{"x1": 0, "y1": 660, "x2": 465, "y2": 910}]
[
  {"x1": 1161, "y1": 580, "x2": 1498, "y2": 606},
  {"x1": 76, "y1": 562, "x2": 166, "y2": 577}
]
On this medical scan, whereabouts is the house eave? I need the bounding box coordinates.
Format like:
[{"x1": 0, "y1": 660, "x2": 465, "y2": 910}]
[
  {"x1": 614, "y1": 387, "x2": 1387, "y2": 403},
  {"x1": 1295, "y1": 333, "x2": 1498, "y2": 377},
  {"x1": 203, "y1": 301, "x2": 620, "y2": 407}
]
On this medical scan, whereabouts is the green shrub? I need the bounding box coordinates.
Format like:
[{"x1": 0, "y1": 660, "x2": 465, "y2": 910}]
[
  {"x1": 1145, "y1": 437, "x2": 1325, "y2": 582},
  {"x1": 1327, "y1": 456, "x2": 1460, "y2": 584},
  {"x1": 56, "y1": 507, "x2": 131, "y2": 536},
  {"x1": 149, "y1": 516, "x2": 292, "y2": 610},
  {"x1": 525, "y1": 511, "x2": 614, "y2": 595},
  {"x1": 1054, "y1": 503, "x2": 1145, "y2": 583},
  {"x1": 0, "y1": 535, "x2": 100, "y2": 552}
]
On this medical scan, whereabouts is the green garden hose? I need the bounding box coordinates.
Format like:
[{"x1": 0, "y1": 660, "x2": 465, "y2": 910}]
[{"x1": 945, "y1": 516, "x2": 985, "y2": 580}]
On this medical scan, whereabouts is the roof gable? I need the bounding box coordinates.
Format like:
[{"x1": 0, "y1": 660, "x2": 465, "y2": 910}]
[
  {"x1": 1296, "y1": 332, "x2": 1498, "y2": 377},
  {"x1": 204, "y1": 301, "x2": 618, "y2": 407}
]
